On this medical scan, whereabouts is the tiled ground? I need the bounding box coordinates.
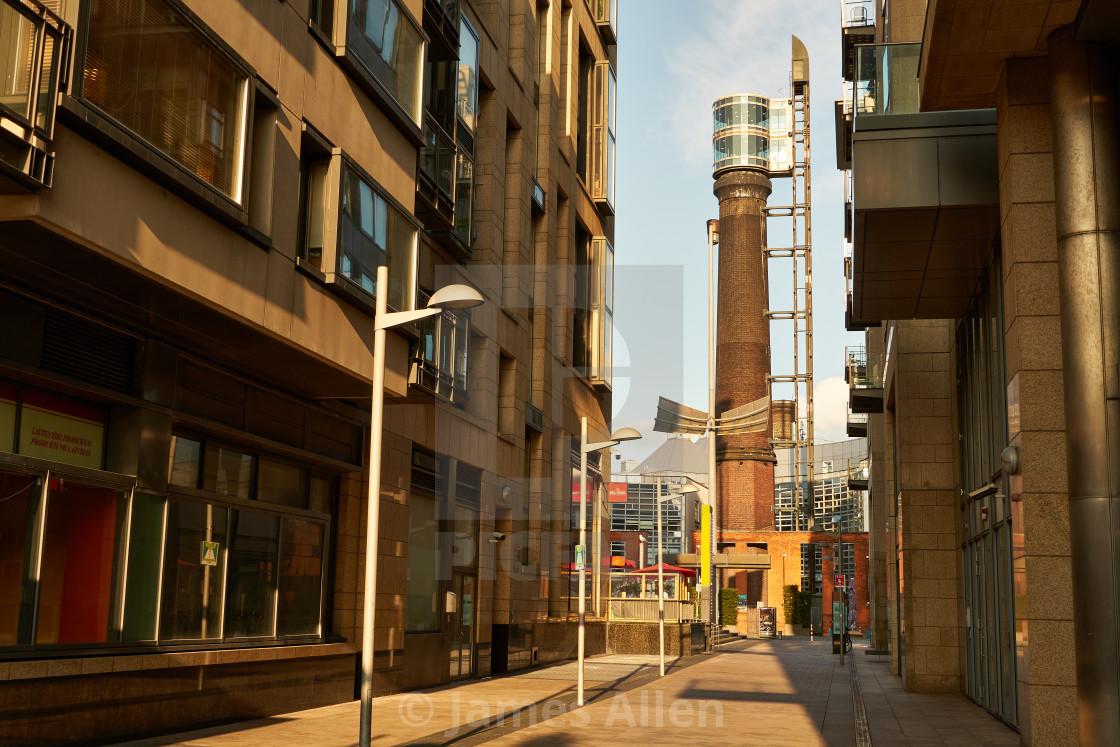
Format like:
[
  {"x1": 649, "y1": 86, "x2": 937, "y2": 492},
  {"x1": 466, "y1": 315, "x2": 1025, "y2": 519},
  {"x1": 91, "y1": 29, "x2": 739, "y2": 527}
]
[{"x1": 114, "y1": 639, "x2": 1020, "y2": 746}]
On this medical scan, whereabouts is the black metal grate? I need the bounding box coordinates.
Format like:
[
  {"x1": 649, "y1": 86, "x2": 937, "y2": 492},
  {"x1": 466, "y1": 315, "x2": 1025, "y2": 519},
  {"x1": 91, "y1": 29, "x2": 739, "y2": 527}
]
[{"x1": 40, "y1": 308, "x2": 136, "y2": 393}]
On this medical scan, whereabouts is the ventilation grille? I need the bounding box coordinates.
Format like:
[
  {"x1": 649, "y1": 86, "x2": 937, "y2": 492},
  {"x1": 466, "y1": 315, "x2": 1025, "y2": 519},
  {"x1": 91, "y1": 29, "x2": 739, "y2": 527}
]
[
  {"x1": 455, "y1": 463, "x2": 481, "y2": 505},
  {"x1": 40, "y1": 308, "x2": 136, "y2": 393},
  {"x1": 456, "y1": 121, "x2": 475, "y2": 157}
]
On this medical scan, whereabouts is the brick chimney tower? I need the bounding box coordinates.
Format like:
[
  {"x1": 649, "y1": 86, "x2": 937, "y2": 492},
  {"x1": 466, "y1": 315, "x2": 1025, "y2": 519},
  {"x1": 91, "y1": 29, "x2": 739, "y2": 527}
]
[{"x1": 713, "y1": 169, "x2": 775, "y2": 531}]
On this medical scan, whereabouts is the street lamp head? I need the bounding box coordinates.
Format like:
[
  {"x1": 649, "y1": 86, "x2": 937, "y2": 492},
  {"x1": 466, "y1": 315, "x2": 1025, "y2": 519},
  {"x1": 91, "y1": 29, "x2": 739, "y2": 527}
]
[
  {"x1": 609, "y1": 427, "x2": 642, "y2": 443},
  {"x1": 675, "y1": 484, "x2": 699, "y2": 495},
  {"x1": 427, "y1": 283, "x2": 484, "y2": 311},
  {"x1": 707, "y1": 218, "x2": 720, "y2": 245}
]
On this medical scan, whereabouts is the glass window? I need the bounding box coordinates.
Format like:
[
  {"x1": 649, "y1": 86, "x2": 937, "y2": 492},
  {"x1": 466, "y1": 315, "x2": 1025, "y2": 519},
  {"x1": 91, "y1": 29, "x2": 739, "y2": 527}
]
[
  {"x1": 225, "y1": 509, "x2": 280, "y2": 637},
  {"x1": 169, "y1": 436, "x2": 202, "y2": 488},
  {"x1": 457, "y1": 15, "x2": 479, "y2": 131},
  {"x1": 258, "y1": 459, "x2": 307, "y2": 509},
  {"x1": 277, "y1": 517, "x2": 324, "y2": 636},
  {"x1": 36, "y1": 480, "x2": 129, "y2": 644},
  {"x1": 310, "y1": 0, "x2": 334, "y2": 36},
  {"x1": 406, "y1": 486, "x2": 441, "y2": 632},
  {"x1": 340, "y1": 164, "x2": 416, "y2": 309},
  {"x1": 299, "y1": 155, "x2": 330, "y2": 271},
  {"x1": 309, "y1": 474, "x2": 334, "y2": 514},
  {"x1": 347, "y1": 0, "x2": 425, "y2": 126},
  {"x1": 453, "y1": 312, "x2": 470, "y2": 392},
  {"x1": 589, "y1": 60, "x2": 616, "y2": 209},
  {"x1": 83, "y1": 0, "x2": 249, "y2": 200},
  {"x1": 0, "y1": 470, "x2": 42, "y2": 646},
  {"x1": 0, "y1": 3, "x2": 36, "y2": 121},
  {"x1": 204, "y1": 444, "x2": 253, "y2": 499},
  {"x1": 451, "y1": 502, "x2": 478, "y2": 568},
  {"x1": 122, "y1": 493, "x2": 165, "y2": 641},
  {"x1": 453, "y1": 151, "x2": 474, "y2": 247},
  {"x1": 160, "y1": 500, "x2": 227, "y2": 640}
]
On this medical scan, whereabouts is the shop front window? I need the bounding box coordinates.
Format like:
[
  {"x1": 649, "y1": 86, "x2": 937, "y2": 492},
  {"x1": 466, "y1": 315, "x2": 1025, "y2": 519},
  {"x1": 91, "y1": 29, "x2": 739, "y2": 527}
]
[
  {"x1": 160, "y1": 499, "x2": 228, "y2": 640},
  {"x1": 35, "y1": 480, "x2": 129, "y2": 645},
  {"x1": 0, "y1": 470, "x2": 41, "y2": 646},
  {"x1": 225, "y1": 510, "x2": 280, "y2": 638}
]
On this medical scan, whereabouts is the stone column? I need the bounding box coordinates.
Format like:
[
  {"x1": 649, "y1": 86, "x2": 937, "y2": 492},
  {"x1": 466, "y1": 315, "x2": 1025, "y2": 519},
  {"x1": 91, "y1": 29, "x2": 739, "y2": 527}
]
[
  {"x1": 1048, "y1": 28, "x2": 1120, "y2": 746},
  {"x1": 712, "y1": 170, "x2": 775, "y2": 534}
]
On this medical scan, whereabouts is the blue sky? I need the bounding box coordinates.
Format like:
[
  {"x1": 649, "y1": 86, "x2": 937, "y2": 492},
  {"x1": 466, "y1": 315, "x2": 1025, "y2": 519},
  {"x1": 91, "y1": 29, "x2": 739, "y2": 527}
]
[{"x1": 610, "y1": 0, "x2": 860, "y2": 462}]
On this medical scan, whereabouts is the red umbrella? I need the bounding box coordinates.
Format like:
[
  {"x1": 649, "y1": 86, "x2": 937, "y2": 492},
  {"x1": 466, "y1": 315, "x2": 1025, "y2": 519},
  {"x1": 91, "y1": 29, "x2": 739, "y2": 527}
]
[{"x1": 635, "y1": 562, "x2": 697, "y2": 578}]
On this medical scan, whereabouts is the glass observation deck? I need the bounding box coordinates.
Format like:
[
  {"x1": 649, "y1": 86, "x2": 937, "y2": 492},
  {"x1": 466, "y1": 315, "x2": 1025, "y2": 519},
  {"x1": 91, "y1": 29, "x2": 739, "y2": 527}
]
[
  {"x1": 712, "y1": 93, "x2": 793, "y2": 177},
  {"x1": 853, "y1": 43, "x2": 921, "y2": 118}
]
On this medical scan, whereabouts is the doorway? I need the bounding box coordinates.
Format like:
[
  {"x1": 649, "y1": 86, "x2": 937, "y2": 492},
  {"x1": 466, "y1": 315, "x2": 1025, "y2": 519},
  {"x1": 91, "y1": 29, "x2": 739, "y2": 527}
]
[{"x1": 449, "y1": 572, "x2": 476, "y2": 680}]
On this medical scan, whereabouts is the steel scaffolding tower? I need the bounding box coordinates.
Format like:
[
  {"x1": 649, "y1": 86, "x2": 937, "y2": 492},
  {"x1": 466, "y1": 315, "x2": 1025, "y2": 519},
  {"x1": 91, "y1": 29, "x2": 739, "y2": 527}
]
[{"x1": 765, "y1": 36, "x2": 815, "y2": 531}]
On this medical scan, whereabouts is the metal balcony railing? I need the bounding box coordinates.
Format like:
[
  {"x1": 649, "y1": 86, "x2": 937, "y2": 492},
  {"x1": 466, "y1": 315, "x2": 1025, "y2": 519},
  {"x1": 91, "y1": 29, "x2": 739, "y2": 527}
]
[
  {"x1": 608, "y1": 598, "x2": 699, "y2": 623},
  {"x1": 845, "y1": 345, "x2": 883, "y2": 389},
  {"x1": 0, "y1": 0, "x2": 69, "y2": 188},
  {"x1": 853, "y1": 42, "x2": 921, "y2": 118},
  {"x1": 841, "y1": 0, "x2": 875, "y2": 28}
]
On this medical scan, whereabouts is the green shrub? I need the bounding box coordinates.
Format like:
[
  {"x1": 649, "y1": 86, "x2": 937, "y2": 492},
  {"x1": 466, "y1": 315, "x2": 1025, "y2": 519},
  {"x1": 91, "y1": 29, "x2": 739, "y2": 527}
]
[
  {"x1": 796, "y1": 590, "x2": 813, "y2": 627},
  {"x1": 782, "y1": 585, "x2": 799, "y2": 625},
  {"x1": 719, "y1": 588, "x2": 739, "y2": 626}
]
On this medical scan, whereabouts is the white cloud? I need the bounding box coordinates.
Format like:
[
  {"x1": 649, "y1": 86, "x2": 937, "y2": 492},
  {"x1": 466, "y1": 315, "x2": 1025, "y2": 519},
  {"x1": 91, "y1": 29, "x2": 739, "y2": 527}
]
[
  {"x1": 808, "y1": 376, "x2": 850, "y2": 442},
  {"x1": 659, "y1": 0, "x2": 841, "y2": 165}
]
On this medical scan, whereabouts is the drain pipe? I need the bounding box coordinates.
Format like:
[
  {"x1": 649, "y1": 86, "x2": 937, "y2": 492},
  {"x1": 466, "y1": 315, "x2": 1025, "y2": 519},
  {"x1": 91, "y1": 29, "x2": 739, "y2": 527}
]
[{"x1": 1048, "y1": 26, "x2": 1120, "y2": 746}]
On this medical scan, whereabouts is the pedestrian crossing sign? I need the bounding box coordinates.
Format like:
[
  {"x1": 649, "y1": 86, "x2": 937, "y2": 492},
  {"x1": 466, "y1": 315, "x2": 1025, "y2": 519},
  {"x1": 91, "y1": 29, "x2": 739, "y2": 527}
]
[{"x1": 201, "y1": 541, "x2": 219, "y2": 566}]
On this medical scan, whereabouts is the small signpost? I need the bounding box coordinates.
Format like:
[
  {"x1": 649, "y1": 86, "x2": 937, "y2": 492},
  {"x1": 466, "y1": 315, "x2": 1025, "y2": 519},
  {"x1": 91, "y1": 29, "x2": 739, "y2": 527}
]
[
  {"x1": 574, "y1": 545, "x2": 586, "y2": 571},
  {"x1": 200, "y1": 541, "x2": 219, "y2": 566}
]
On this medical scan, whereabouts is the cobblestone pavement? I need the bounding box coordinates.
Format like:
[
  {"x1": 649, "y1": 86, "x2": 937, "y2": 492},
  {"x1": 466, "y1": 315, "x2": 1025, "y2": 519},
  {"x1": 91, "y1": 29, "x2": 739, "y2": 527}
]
[{"x1": 114, "y1": 639, "x2": 1019, "y2": 746}]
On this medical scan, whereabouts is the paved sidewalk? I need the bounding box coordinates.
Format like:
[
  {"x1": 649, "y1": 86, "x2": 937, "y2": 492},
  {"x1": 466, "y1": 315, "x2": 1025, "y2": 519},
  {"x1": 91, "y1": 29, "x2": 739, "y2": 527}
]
[{"x1": 115, "y1": 639, "x2": 1019, "y2": 746}]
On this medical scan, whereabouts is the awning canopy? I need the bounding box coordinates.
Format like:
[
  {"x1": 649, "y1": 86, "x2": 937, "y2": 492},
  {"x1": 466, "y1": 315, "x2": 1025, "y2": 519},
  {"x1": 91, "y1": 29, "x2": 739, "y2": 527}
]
[{"x1": 634, "y1": 562, "x2": 697, "y2": 578}]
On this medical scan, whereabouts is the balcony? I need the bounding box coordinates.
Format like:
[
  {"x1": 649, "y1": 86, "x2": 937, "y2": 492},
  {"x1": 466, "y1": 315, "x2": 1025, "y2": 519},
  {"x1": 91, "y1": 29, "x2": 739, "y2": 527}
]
[
  {"x1": 0, "y1": 0, "x2": 68, "y2": 190},
  {"x1": 846, "y1": 409, "x2": 868, "y2": 438},
  {"x1": 416, "y1": 116, "x2": 456, "y2": 231},
  {"x1": 847, "y1": 461, "x2": 869, "y2": 492},
  {"x1": 840, "y1": 0, "x2": 875, "y2": 82},
  {"x1": 846, "y1": 345, "x2": 883, "y2": 414},
  {"x1": 423, "y1": 0, "x2": 460, "y2": 59},
  {"x1": 849, "y1": 43, "x2": 999, "y2": 323}
]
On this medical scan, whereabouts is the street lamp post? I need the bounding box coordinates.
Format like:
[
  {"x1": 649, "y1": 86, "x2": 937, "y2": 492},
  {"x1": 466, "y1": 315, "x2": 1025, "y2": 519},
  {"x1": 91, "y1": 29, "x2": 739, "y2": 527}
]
[
  {"x1": 359, "y1": 266, "x2": 483, "y2": 747},
  {"x1": 810, "y1": 514, "x2": 844, "y2": 666},
  {"x1": 578, "y1": 417, "x2": 641, "y2": 707},
  {"x1": 706, "y1": 218, "x2": 719, "y2": 629},
  {"x1": 657, "y1": 484, "x2": 699, "y2": 676}
]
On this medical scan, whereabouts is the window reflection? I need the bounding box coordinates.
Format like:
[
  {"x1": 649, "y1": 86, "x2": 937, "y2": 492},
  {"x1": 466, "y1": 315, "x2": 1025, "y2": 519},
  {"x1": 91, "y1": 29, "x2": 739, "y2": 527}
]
[
  {"x1": 0, "y1": 471, "x2": 40, "y2": 646},
  {"x1": 340, "y1": 164, "x2": 415, "y2": 309},
  {"x1": 83, "y1": 0, "x2": 248, "y2": 199},
  {"x1": 457, "y1": 15, "x2": 479, "y2": 131},
  {"x1": 225, "y1": 510, "x2": 280, "y2": 638},
  {"x1": 348, "y1": 0, "x2": 424, "y2": 124},
  {"x1": 160, "y1": 500, "x2": 228, "y2": 640}
]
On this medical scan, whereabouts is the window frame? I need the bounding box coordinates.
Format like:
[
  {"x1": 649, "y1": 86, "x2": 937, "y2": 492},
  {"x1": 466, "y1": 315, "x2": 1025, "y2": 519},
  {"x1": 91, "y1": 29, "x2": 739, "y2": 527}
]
[
  {"x1": 298, "y1": 145, "x2": 421, "y2": 315},
  {"x1": 71, "y1": 0, "x2": 255, "y2": 204},
  {"x1": 455, "y1": 13, "x2": 480, "y2": 135},
  {"x1": 309, "y1": 0, "x2": 428, "y2": 144},
  {"x1": 412, "y1": 292, "x2": 472, "y2": 403},
  {"x1": 573, "y1": 233, "x2": 614, "y2": 389},
  {"x1": 0, "y1": 0, "x2": 68, "y2": 141}
]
